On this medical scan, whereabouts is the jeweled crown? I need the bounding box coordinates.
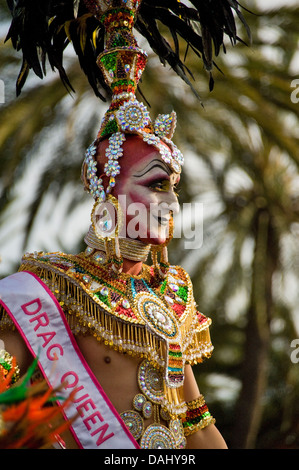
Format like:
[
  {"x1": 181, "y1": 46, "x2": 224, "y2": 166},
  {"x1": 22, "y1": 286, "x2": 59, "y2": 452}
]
[{"x1": 82, "y1": 0, "x2": 184, "y2": 202}]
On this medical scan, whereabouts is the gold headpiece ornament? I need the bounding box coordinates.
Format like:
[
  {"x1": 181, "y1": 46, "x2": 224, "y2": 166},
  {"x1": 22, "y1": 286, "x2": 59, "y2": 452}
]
[
  {"x1": 6, "y1": 0, "x2": 250, "y2": 203},
  {"x1": 75, "y1": 2, "x2": 183, "y2": 276},
  {"x1": 81, "y1": 0, "x2": 183, "y2": 203}
]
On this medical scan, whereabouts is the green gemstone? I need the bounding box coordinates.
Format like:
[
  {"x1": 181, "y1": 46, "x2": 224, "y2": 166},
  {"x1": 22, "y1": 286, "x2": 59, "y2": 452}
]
[{"x1": 177, "y1": 286, "x2": 188, "y2": 301}]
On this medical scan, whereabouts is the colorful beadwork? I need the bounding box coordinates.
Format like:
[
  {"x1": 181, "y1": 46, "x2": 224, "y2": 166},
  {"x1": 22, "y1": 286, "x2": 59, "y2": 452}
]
[
  {"x1": 135, "y1": 293, "x2": 185, "y2": 388},
  {"x1": 19, "y1": 250, "x2": 214, "y2": 370},
  {"x1": 8, "y1": 249, "x2": 215, "y2": 448},
  {"x1": 169, "y1": 418, "x2": 186, "y2": 448},
  {"x1": 140, "y1": 424, "x2": 176, "y2": 449},
  {"x1": 138, "y1": 360, "x2": 164, "y2": 405},
  {"x1": 0, "y1": 350, "x2": 20, "y2": 384},
  {"x1": 120, "y1": 410, "x2": 144, "y2": 440},
  {"x1": 136, "y1": 294, "x2": 178, "y2": 339},
  {"x1": 121, "y1": 360, "x2": 185, "y2": 448},
  {"x1": 133, "y1": 393, "x2": 146, "y2": 412},
  {"x1": 81, "y1": 0, "x2": 184, "y2": 203},
  {"x1": 116, "y1": 98, "x2": 150, "y2": 132},
  {"x1": 182, "y1": 395, "x2": 216, "y2": 436}
]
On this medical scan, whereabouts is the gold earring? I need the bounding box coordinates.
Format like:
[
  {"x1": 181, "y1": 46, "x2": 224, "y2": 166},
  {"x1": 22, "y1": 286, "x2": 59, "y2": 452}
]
[{"x1": 91, "y1": 195, "x2": 124, "y2": 275}]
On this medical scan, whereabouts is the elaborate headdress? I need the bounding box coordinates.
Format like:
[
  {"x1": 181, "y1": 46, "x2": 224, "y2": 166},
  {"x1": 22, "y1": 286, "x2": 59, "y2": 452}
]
[
  {"x1": 80, "y1": 0, "x2": 184, "y2": 203},
  {"x1": 6, "y1": 0, "x2": 249, "y2": 266},
  {"x1": 6, "y1": 0, "x2": 249, "y2": 166}
]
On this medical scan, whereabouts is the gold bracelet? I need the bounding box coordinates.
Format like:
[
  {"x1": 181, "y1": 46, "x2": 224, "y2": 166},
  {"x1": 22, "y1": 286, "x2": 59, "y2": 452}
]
[
  {"x1": 186, "y1": 395, "x2": 206, "y2": 409},
  {"x1": 182, "y1": 394, "x2": 215, "y2": 436}
]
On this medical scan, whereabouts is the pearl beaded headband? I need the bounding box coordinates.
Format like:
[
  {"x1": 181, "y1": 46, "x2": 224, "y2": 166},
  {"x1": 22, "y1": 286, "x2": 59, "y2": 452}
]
[{"x1": 83, "y1": 110, "x2": 184, "y2": 202}]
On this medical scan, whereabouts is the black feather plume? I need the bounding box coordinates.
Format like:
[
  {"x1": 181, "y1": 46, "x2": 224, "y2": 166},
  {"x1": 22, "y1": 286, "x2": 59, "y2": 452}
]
[{"x1": 5, "y1": 0, "x2": 250, "y2": 98}]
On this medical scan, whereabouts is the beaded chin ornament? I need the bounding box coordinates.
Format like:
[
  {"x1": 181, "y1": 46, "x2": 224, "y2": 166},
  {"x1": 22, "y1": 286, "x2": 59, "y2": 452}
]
[{"x1": 81, "y1": 0, "x2": 184, "y2": 204}]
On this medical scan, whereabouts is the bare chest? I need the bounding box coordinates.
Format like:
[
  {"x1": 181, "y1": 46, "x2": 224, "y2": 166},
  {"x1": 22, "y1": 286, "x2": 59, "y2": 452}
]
[{"x1": 75, "y1": 334, "x2": 142, "y2": 413}]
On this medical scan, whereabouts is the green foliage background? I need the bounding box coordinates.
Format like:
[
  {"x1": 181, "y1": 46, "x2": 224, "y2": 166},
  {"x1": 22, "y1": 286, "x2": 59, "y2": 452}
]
[{"x1": 0, "y1": 0, "x2": 298, "y2": 448}]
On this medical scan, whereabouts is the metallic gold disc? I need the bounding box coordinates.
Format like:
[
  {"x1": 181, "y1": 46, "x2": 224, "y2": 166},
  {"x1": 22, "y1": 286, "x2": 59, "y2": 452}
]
[
  {"x1": 140, "y1": 424, "x2": 176, "y2": 449},
  {"x1": 133, "y1": 393, "x2": 146, "y2": 412},
  {"x1": 135, "y1": 292, "x2": 179, "y2": 341},
  {"x1": 142, "y1": 401, "x2": 153, "y2": 419},
  {"x1": 138, "y1": 360, "x2": 164, "y2": 405},
  {"x1": 169, "y1": 418, "x2": 186, "y2": 448},
  {"x1": 120, "y1": 410, "x2": 144, "y2": 440}
]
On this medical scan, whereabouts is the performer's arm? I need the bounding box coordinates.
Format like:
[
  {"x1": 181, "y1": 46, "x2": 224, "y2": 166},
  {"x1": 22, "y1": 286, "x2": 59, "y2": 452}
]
[{"x1": 183, "y1": 364, "x2": 228, "y2": 449}]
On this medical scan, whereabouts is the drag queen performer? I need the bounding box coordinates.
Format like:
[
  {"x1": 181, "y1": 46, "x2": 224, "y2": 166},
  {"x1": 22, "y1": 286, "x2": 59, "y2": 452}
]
[{"x1": 0, "y1": 0, "x2": 248, "y2": 449}]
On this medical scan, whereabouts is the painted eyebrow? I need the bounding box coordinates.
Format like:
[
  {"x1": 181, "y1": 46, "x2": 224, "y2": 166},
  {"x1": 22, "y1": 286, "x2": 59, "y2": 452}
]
[{"x1": 133, "y1": 159, "x2": 172, "y2": 178}]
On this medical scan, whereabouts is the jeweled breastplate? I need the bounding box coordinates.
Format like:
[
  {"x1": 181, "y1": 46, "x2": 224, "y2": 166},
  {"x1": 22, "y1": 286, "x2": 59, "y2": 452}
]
[
  {"x1": 121, "y1": 359, "x2": 186, "y2": 449},
  {"x1": 18, "y1": 249, "x2": 213, "y2": 448}
]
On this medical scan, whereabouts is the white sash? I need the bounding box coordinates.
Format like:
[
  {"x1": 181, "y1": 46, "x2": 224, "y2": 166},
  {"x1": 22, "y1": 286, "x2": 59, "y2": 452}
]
[{"x1": 0, "y1": 271, "x2": 139, "y2": 449}]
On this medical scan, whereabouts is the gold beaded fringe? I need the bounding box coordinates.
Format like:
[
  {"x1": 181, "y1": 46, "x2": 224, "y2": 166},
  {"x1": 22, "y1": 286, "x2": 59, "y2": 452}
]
[
  {"x1": 1, "y1": 260, "x2": 213, "y2": 370},
  {"x1": 0, "y1": 260, "x2": 213, "y2": 418}
]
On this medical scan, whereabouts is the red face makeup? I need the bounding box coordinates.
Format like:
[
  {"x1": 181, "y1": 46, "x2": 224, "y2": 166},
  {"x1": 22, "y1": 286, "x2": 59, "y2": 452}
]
[{"x1": 96, "y1": 135, "x2": 180, "y2": 245}]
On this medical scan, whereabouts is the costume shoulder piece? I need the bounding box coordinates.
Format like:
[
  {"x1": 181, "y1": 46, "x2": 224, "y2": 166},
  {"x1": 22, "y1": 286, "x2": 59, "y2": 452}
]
[{"x1": 16, "y1": 250, "x2": 213, "y2": 382}]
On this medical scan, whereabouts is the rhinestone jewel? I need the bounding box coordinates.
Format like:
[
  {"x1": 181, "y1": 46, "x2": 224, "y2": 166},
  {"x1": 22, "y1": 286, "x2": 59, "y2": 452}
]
[
  {"x1": 169, "y1": 283, "x2": 179, "y2": 292},
  {"x1": 137, "y1": 295, "x2": 177, "y2": 339},
  {"x1": 100, "y1": 286, "x2": 109, "y2": 297},
  {"x1": 117, "y1": 99, "x2": 150, "y2": 132},
  {"x1": 155, "y1": 311, "x2": 166, "y2": 324},
  {"x1": 140, "y1": 424, "x2": 176, "y2": 449},
  {"x1": 122, "y1": 299, "x2": 130, "y2": 309},
  {"x1": 154, "y1": 113, "x2": 176, "y2": 138},
  {"x1": 172, "y1": 160, "x2": 181, "y2": 173},
  {"x1": 169, "y1": 419, "x2": 184, "y2": 440},
  {"x1": 133, "y1": 393, "x2": 146, "y2": 412},
  {"x1": 169, "y1": 268, "x2": 178, "y2": 275},
  {"x1": 120, "y1": 410, "x2": 144, "y2": 440},
  {"x1": 93, "y1": 252, "x2": 106, "y2": 264},
  {"x1": 138, "y1": 360, "x2": 164, "y2": 405},
  {"x1": 145, "y1": 303, "x2": 174, "y2": 333},
  {"x1": 90, "y1": 281, "x2": 102, "y2": 291},
  {"x1": 143, "y1": 401, "x2": 153, "y2": 419},
  {"x1": 164, "y1": 295, "x2": 174, "y2": 304},
  {"x1": 98, "y1": 217, "x2": 112, "y2": 232}
]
